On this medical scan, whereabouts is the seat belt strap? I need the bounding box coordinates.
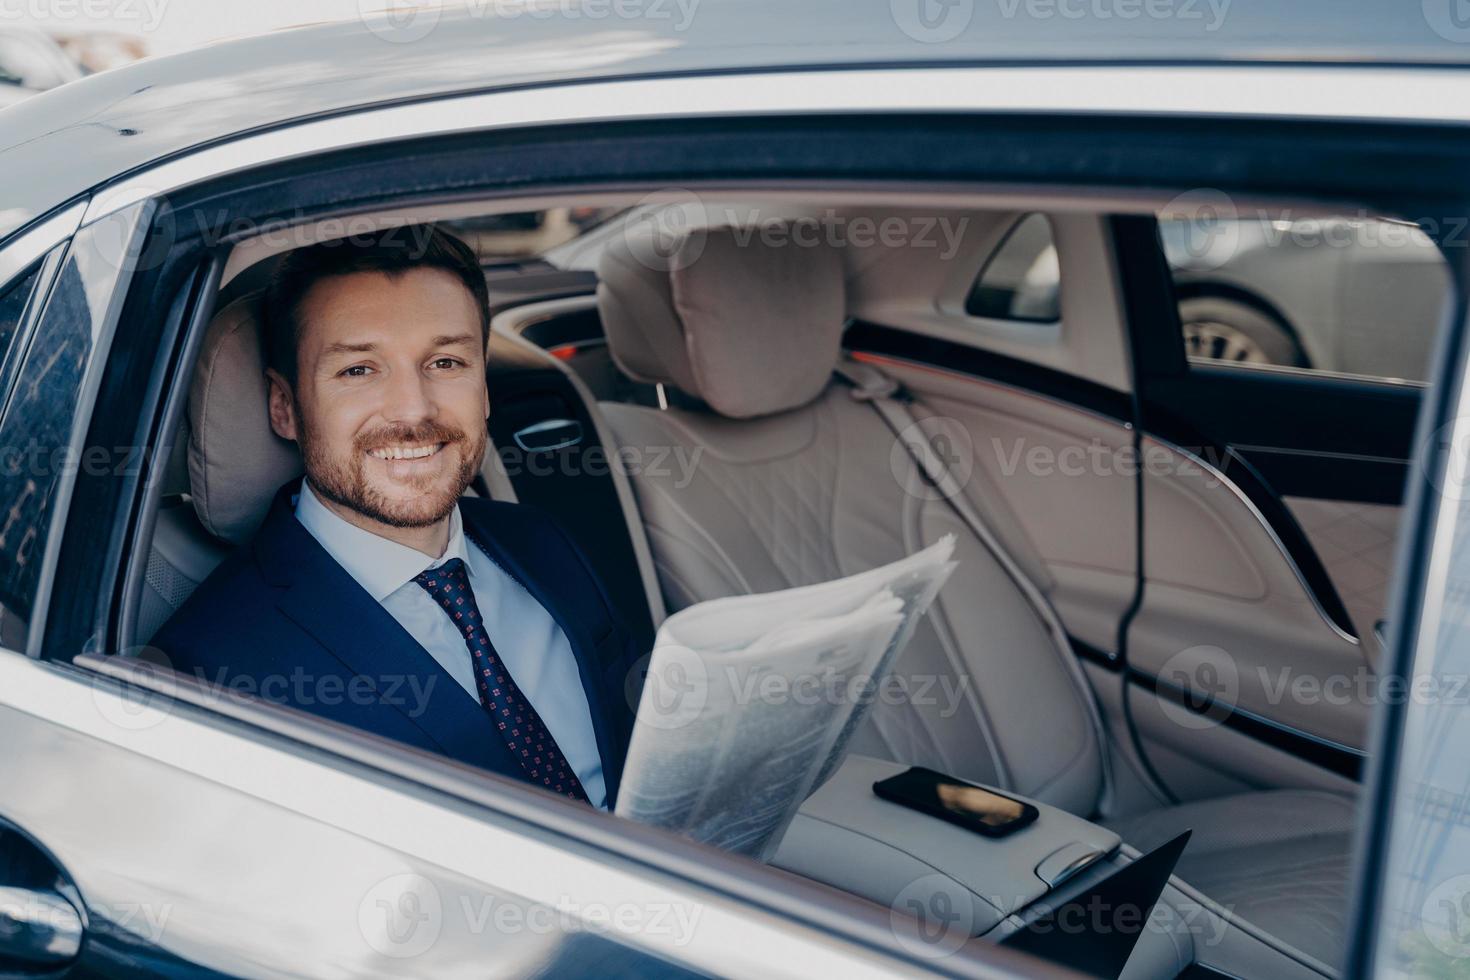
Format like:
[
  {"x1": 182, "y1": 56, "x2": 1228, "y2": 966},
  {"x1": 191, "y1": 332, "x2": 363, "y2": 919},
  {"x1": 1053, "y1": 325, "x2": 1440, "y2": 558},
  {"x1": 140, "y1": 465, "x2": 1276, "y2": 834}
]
[
  {"x1": 834, "y1": 357, "x2": 1115, "y2": 802},
  {"x1": 834, "y1": 358, "x2": 1068, "y2": 651}
]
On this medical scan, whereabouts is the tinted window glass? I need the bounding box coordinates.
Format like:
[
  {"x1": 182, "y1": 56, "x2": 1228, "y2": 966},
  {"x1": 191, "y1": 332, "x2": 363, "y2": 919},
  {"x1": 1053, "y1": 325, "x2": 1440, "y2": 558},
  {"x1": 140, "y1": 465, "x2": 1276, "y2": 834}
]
[
  {"x1": 0, "y1": 257, "x2": 88, "y2": 635},
  {"x1": 1371, "y1": 419, "x2": 1470, "y2": 974},
  {"x1": 0, "y1": 264, "x2": 39, "y2": 369},
  {"x1": 965, "y1": 213, "x2": 1061, "y2": 322},
  {"x1": 1159, "y1": 215, "x2": 1452, "y2": 383},
  {"x1": 0, "y1": 207, "x2": 144, "y2": 646}
]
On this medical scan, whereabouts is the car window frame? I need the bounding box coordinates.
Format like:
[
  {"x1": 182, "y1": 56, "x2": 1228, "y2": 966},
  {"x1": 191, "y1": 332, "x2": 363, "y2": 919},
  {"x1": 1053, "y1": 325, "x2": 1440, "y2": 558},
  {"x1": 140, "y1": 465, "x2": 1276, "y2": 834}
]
[
  {"x1": 6, "y1": 201, "x2": 155, "y2": 659},
  {"x1": 964, "y1": 211, "x2": 1062, "y2": 325},
  {"x1": 0, "y1": 201, "x2": 91, "y2": 648}
]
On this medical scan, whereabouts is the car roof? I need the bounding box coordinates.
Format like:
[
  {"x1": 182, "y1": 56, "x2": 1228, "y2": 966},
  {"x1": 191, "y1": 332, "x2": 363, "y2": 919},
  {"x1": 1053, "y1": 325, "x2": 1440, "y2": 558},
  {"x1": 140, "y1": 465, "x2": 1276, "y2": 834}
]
[{"x1": 0, "y1": 0, "x2": 1463, "y2": 246}]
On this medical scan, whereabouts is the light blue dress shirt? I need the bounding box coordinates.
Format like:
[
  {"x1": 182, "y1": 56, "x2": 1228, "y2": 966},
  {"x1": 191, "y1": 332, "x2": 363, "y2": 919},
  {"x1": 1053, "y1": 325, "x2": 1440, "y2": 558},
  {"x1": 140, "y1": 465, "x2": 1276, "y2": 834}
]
[{"x1": 295, "y1": 481, "x2": 607, "y2": 808}]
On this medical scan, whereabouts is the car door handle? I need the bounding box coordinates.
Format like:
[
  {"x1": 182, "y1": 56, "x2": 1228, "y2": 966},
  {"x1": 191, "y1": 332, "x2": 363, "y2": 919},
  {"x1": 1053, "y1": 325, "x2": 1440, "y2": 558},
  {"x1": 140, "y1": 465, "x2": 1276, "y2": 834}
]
[
  {"x1": 0, "y1": 886, "x2": 84, "y2": 970},
  {"x1": 513, "y1": 417, "x2": 583, "y2": 452}
]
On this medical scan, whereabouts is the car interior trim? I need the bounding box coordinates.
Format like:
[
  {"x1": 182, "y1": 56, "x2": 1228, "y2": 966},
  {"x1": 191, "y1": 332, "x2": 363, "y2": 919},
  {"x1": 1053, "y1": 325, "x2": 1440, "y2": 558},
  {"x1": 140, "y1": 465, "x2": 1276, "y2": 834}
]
[
  {"x1": 1141, "y1": 434, "x2": 1360, "y2": 646},
  {"x1": 1188, "y1": 358, "x2": 1432, "y2": 390},
  {"x1": 842, "y1": 330, "x2": 1358, "y2": 643},
  {"x1": 1109, "y1": 215, "x2": 1363, "y2": 642},
  {"x1": 843, "y1": 325, "x2": 1135, "y2": 426},
  {"x1": 1127, "y1": 667, "x2": 1367, "y2": 781},
  {"x1": 836, "y1": 333, "x2": 1370, "y2": 767},
  {"x1": 1143, "y1": 365, "x2": 1421, "y2": 506}
]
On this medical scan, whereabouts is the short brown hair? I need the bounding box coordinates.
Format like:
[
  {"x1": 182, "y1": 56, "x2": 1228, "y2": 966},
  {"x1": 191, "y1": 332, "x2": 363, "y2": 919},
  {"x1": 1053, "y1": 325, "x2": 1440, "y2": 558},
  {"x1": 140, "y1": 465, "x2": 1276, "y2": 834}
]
[{"x1": 263, "y1": 225, "x2": 488, "y2": 386}]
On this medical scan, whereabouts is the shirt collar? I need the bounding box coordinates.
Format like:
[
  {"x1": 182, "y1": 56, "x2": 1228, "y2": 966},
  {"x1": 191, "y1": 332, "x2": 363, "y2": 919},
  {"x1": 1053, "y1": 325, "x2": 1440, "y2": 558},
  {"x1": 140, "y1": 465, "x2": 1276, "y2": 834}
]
[{"x1": 294, "y1": 480, "x2": 475, "y2": 603}]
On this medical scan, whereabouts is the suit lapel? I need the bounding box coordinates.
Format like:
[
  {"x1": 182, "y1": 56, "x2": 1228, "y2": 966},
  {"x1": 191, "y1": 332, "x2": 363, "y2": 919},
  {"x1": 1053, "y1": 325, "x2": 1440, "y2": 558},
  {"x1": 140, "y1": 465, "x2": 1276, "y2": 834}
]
[
  {"x1": 251, "y1": 481, "x2": 630, "y2": 799},
  {"x1": 462, "y1": 506, "x2": 630, "y2": 801},
  {"x1": 254, "y1": 484, "x2": 521, "y2": 777}
]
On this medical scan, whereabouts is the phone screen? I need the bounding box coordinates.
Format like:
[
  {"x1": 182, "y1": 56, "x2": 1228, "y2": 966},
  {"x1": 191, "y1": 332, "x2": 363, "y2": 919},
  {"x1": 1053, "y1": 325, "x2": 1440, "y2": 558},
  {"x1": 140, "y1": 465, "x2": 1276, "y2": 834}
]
[{"x1": 873, "y1": 766, "x2": 1040, "y2": 837}]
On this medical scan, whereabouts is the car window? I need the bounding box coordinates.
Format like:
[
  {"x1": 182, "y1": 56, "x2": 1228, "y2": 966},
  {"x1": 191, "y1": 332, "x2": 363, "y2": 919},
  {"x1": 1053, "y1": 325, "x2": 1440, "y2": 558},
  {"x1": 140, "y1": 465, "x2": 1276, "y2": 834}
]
[
  {"x1": 0, "y1": 257, "x2": 90, "y2": 644},
  {"x1": 1370, "y1": 387, "x2": 1470, "y2": 975},
  {"x1": 1159, "y1": 215, "x2": 1453, "y2": 383},
  {"x1": 0, "y1": 263, "x2": 40, "y2": 370},
  {"x1": 0, "y1": 261, "x2": 51, "y2": 650},
  {"x1": 0, "y1": 207, "x2": 145, "y2": 649},
  {"x1": 965, "y1": 212, "x2": 1061, "y2": 322}
]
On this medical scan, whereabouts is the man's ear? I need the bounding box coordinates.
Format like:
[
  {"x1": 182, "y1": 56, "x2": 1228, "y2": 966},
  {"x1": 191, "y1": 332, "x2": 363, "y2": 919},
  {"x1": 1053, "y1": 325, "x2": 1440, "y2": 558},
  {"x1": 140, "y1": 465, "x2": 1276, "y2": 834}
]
[{"x1": 265, "y1": 369, "x2": 299, "y2": 442}]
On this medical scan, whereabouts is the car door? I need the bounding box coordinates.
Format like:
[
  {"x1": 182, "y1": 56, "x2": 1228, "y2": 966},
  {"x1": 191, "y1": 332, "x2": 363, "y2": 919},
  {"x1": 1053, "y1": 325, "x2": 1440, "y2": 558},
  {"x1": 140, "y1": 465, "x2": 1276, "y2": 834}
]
[
  {"x1": 1110, "y1": 210, "x2": 1452, "y2": 802},
  {"x1": 0, "y1": 204, "x2": 1004, "y2": 980}
]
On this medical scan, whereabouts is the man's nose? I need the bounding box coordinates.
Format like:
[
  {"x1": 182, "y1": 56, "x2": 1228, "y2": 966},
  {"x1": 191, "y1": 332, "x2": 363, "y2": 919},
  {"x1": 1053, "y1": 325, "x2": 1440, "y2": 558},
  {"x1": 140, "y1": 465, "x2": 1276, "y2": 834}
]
[{"x1": 380, "y1": 368, "x2": 436, "y2": 423}]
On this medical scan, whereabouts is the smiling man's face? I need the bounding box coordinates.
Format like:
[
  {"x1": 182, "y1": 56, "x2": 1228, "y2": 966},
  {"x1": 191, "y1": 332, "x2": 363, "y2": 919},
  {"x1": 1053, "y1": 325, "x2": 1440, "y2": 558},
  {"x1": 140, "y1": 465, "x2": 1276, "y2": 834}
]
[{"x1": 267, "y1": 266, "x2": 489, "y2": 531}]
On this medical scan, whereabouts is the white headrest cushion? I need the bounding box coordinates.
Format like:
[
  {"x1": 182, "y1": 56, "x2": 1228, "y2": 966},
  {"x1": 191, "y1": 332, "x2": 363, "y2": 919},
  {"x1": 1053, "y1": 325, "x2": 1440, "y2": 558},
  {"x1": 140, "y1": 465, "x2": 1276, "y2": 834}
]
[
  {"x1": 186, "y1": 293, "x2": 302, "y2": 545},
  {"x1": 597, "y1": 224, "x2": 846, "y2": 419}
]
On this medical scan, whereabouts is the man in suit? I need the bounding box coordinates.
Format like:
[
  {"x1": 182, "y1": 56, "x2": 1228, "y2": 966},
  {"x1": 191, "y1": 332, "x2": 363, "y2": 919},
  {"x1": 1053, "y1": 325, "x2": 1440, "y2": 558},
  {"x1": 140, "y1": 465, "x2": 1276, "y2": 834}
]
[{"x1": 155, "y1": 226, "x2": 639, "y2": 808}]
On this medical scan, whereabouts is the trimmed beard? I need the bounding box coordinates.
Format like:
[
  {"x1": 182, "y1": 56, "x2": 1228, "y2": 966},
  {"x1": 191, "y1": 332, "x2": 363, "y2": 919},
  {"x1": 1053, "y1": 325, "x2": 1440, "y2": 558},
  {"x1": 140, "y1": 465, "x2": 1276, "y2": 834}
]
[{"x1": 298, "y1": 412, "x2": 486, "y2": 529}]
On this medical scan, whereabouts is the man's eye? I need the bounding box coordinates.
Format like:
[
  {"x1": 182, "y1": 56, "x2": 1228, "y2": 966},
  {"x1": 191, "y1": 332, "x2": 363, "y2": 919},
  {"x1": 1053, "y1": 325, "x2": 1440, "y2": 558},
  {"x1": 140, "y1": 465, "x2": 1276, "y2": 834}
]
[
  {"x1": 431, "y1": 358, "x2": 464, "y2": 370},
  {"x1": 340, "y1": 365, "x2": 373, "y2": 378}
]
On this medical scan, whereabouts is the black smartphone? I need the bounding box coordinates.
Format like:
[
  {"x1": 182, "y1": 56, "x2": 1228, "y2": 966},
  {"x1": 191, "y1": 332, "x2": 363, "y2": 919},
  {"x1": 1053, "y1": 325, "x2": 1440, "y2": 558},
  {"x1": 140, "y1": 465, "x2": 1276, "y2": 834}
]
[{"x1": 873, "y1": 766, "x2": 1039, "y2": 838}]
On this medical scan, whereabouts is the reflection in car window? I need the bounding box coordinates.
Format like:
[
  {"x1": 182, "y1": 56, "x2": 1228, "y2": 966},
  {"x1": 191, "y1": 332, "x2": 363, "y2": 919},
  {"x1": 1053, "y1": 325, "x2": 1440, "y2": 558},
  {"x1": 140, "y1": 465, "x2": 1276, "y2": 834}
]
[
  {"x1": 0, "y1": 207, "x2": 144, "y2": 647},
  {"x1": 0, "y1": 264, "x2": 40, "y2": 372},
  {"x1": 965, "y1": 213, "x2": 1061, "y2": 323},
  {"x1": 1159, "y1": 215, "x2": 1452, "y2": 384},
  {"x1": 0, "y1": 257, "x2": 88, "y2": 634},
  {"x1": 1372, "y1": 444, "x2": 1470, "y2": 974}
]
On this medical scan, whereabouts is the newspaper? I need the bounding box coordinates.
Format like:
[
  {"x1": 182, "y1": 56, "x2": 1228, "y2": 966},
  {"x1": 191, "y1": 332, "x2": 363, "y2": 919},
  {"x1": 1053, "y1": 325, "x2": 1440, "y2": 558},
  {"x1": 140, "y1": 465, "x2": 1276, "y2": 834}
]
[{"x1": 615, "y1": 536, "x2": 957, "y2": 860}]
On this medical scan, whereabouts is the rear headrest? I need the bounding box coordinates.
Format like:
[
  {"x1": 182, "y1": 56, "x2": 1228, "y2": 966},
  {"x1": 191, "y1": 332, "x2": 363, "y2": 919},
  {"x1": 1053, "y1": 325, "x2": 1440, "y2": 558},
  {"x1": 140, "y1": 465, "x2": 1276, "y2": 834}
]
[
  {"x1": 596, "y1": 223, "x2": 846, "y2": 419},
  {"x1": 187, "y1": 292, "x2": 302, "y2": 545}
]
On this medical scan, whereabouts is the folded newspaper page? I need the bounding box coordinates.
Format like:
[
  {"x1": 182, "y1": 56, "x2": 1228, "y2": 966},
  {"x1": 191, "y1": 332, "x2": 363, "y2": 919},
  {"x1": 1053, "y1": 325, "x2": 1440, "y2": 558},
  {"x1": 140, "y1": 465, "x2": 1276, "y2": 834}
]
[{"x1": 615, "y1": 536, "x2": 957, "y2": 860}]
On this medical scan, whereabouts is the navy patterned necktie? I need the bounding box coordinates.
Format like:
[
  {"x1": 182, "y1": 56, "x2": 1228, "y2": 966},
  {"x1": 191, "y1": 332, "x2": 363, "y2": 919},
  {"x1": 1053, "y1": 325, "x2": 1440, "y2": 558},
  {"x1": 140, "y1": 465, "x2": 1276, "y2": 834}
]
[{"x1": 413, "y1": 558, "x2": 589, "y2": 803}]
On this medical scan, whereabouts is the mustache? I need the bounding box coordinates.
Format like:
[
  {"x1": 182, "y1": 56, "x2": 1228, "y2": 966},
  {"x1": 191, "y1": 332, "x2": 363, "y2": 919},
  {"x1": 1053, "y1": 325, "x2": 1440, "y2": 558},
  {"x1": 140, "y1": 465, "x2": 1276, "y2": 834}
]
[{"x1": 356, "y1": 420, "x2": 468, "y2": 453}]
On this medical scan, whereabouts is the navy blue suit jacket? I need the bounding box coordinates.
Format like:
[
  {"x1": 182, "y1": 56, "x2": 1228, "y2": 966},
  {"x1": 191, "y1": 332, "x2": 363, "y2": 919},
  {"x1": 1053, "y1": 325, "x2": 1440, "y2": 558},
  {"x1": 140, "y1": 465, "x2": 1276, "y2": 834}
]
[{"x1": 153, "y1": 480, "x2": 642, "y2": 805}]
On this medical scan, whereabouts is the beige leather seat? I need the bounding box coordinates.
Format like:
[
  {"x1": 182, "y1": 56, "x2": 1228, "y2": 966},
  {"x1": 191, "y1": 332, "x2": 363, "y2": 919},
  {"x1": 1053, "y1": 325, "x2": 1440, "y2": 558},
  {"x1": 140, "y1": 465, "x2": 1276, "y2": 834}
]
[
  {"x1": 136, "y1": 292, "x2": 305, "y2": 644},
  {"x1": 597, "y1": 225, "x2": 1108, "y2": 811},
  {"x1": 595, "y1": 225, "x2": 1355, "y2": 971}
]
